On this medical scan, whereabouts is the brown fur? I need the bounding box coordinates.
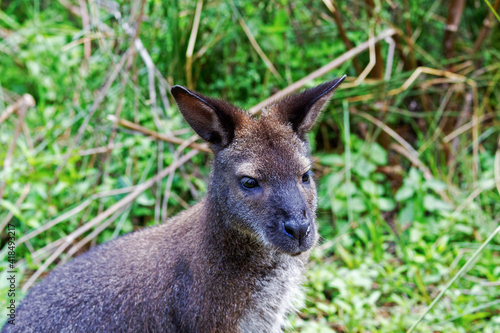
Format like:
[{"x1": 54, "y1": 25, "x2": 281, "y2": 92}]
[{"x1": 3, "y1": 77, "x2": 345, "y2": 333}]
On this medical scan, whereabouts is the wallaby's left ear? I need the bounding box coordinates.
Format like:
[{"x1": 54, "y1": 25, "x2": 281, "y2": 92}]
[{"x1": 276, "y1": 75, "x2": 346, "y2": 139}]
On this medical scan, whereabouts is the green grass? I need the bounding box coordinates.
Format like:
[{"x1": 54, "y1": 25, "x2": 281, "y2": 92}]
[{"x1": 1, "y1": 0, "x2": 499, "y2": 331}]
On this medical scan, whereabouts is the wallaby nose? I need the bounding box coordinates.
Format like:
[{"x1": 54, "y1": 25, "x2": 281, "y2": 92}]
[{"x1": 283, "y1": 220, "x2": 311, "y2": 240}]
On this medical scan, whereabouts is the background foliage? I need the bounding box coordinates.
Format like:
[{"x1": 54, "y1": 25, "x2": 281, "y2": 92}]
[{"x1": 1, "y1": 0, "x2": 500, "y2": 332}]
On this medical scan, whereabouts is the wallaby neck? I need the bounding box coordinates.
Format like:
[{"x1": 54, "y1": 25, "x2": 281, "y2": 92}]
[{"x1": 203, "y1": 194, "x2": 266, "y2": 256}]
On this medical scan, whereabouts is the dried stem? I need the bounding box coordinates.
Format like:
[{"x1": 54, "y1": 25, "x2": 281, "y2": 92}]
[
  {"x1": 161, "y1": 135, "x2": 199, "y2": 223},
  {"x1": 108, "y1": 115, "x2": 210, "y2": 153},
  {"x1": 238, "y1": 18, "x2": 283, "y2": 82},
  {"x1": 473, "y1": 0, "x2": 500, "y2": 52},
  {"x1": 353, "y1": 30, "x2": 376, "y2": 85},
  {"x1": 79, "y1": 143, "x2": 125, "y2": 156},
  {"x1": 449, "y1": 90, "x2": 473, "y2": 159},
  {"x1": 364, "y1": 0, "x2": 384, "y2": 78},
  {"x1": 186, "y1": 0, "x2": 203, "y2": 89},
  {"x1": 99, "y1": 0, "x2": 146, "y2": 214},
  {"x1": 0, "y1": 94, "x2": 35, "y2": 199},
  {"x1": 495, "y1": 136, "x2": 500, "y2": 197},
  {"x1": 0, "y1": 94, "x2": 35, "y2": 125},
  {"x1": 390, "y1": 143, "x2": 450, "y2": 203},
  {"x1": 444, "y1": 114, "x2": 492, "y2": 144},
  {"x1": 402, "y1": 0, "x2": 417, "y2": 68},
  {"x1": 0, "y1": 184, "x2": 30, "y2": 231},
  {"x1": 78, "y1": 0, "x2": 91, "y2": 62},
  {"x1": 345, "y1": 66, "x2": 475, "y2": 103},
  {"x1": 444, "y1": 0, "x2": 466, "y2": 60},
  {"x1": 322, "y1": 0, "x2": 362, "y2": 74},
  {"x1": 248, "y1": 28, "x2": 396, "y2": 115}
]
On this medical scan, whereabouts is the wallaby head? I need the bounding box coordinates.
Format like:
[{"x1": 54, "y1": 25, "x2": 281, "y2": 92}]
[{"x1": 171, "y1": 76, "x2": 345, "y2": 256}]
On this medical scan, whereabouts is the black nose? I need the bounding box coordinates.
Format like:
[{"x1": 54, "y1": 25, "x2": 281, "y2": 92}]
[{"x1": 283, "y1": 220, "x2": 311, "y2": 240}]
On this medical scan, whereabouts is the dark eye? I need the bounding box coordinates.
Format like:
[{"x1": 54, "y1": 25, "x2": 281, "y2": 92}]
[
  {"x1": 302, "y1": 172, "x2": 311, "y2": 183},
  {"x1": 241, "y1": 177, "x2": 259, "y2": 189}
]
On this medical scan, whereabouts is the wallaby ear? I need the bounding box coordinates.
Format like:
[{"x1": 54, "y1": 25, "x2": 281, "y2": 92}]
[
  {"x1": 171, "y1": 85, "x2": 243, "y2": 148},
  {"x1": 276, "y1": 75, "x2": 346, "y2": 139}
]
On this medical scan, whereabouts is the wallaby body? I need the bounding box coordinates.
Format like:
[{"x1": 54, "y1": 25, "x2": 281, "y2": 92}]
[{"x1": 4, "y1": 77, "x2": 344, "y2": 333}]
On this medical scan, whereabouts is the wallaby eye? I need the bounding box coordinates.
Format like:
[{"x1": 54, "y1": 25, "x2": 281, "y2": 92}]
[
  {"x1": 302, "y1": 171, "x2": 311, "y2": 183},
  {"x1": 241, "y1": 177, "x2": 259, "y2": 189}
]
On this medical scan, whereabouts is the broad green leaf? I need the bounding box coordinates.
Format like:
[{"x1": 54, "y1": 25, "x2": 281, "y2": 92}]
[
  {"x1": 423, "y1": 178, "x2": 447, "y2": 192},
  {"x1": 368, "y1": 143, "x2": 388, "y2": 165},
  {"x1": 0, "y1": 200, "x2": 22, "y2": 221},
  {"x1": 423, "y1": 195, "x2": 452, "y2": 211},
  {"x1": 395, "y1": 185, "x2": 415, "y2": 201},
  {"x1": 350, "y1": 197, "x2": 367, "y2": 212},
  {"x1": 320, "y1": 154, "x2": 344, "y2": 166},
  {"x1": 136, "y1": 193, "x2": 155, "y2": 206},
  {"x1": 353, "y1": 157, "x2": 376, "y2": 178},
  {"x1": 361, "y1": 179, "x2": 377, "y2": 196},
  {"x1": 377, "y1": 197, "x2": 396, "y2": 211}
]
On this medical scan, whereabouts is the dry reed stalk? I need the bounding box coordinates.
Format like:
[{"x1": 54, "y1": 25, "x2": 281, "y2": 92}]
[
  {"x1": 108, "y1": 115, "x2": 210, "y2": 153},
  {"x1": 346, "y1": 66, "x2": 476, "y2": 103},
  {"x1": 186, "y1": 0, "x2": 203, "y2": 89},
  {"x1": 77, "y1": 0, "x2": 91, "y2": 62},
  {"x1": 99, "y1": 0, "x2": 148, "y2": 216},
  {"x1": 0, "y1": 184, "x2": 30, "y2": 232},
  {"x1": 402, "y1": 0, "x2": 417, "y2": 69},
  {"x1": 248, "y1": 28, "x2": 397, "y2": 115},
  {"x1": 239, "y1": 18, "x2": 283, "y2": 82},
  {"x1": 321, "y1": 0, "x2": 362, "y2": 74},
  {"x1": 495, "y1": 137, "x2": 500, "y2": 196},
  {"x1": 389, "y1": 144, "x2": 450, "y2": 203},
  {"x1": 350, "y1": 109, "x2": 452, "y2": 202},
  {"x1": 473, "y1": 0, "x2": 500, "y2": 52},
  {"x1": 364, "y1": 0, "x2": 384, "y2": 78},
  {"x1": 79, "y1": 144, "x2": 126, "y2": 156},
  {"x1": 0, "y1": 94, "x2": 34, "y2": 125},
  {"x1": 353, "y1": 30, "x2": 377, "y2": 85},
  {"x1": 443, "y1": 114, "x2": 492, "y2": 144},
  {"x1": 0, "y1": 95, "x2": 35, "y2": 199},
  {"x1": 444, "y1": 0, "x2": 466, "y2": 60},
  {"x1": 161, "y1": 135, "x2": 199, "y2": 223}
]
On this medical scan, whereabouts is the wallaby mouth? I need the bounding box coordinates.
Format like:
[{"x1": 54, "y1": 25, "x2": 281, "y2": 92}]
[
  {"x1": 282, "y1": 220, "x2": 311, "y2": 241},
  {"x1": 265, "y1": 219, "x2": 316, "y2": 256}
]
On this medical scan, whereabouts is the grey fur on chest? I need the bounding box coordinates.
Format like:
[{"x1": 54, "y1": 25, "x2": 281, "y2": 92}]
[{"x1": 239, "y1": 256, "x2": 305, "y2": 333}]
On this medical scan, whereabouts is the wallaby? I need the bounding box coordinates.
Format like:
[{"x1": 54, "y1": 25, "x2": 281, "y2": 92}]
[{"x1": 3, "y1": 76, "x2": 345, "y2": 333}]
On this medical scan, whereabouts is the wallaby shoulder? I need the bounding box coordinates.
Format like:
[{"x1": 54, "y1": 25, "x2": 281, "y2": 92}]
[{"x1": 6, "y1": 203, "x2": 204, "y2": 333}]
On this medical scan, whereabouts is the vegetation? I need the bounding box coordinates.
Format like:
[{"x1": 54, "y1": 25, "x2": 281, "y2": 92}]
[{"x1": 1, "y1": 0, "x2": 499, "y2": 331}]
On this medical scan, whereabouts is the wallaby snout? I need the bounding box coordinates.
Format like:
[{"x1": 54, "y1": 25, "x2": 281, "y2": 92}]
[
  {"x1": 270, "y1": 180, "x2": 316, "y2": 253},
  {"x1": 283, "y1": 219, "x2": 311, "y2": 241},
  {"x1": 274, "y1": 212, "x2": 316, "y2": 255}
]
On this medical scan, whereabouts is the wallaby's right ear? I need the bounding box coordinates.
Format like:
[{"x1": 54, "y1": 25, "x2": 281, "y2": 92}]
[{"x1": 171, "y1": 86, "x2": 243, "y2": 148}]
